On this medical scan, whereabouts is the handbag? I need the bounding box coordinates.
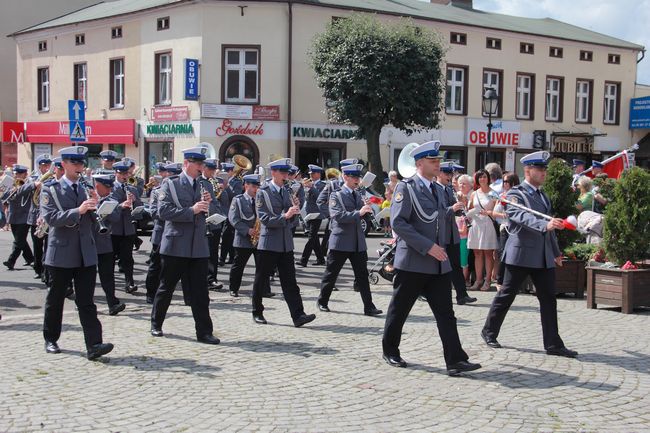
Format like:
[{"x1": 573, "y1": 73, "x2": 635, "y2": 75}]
[{"x1": 476, "y1": 190, "x2": 500, "y2": 240}]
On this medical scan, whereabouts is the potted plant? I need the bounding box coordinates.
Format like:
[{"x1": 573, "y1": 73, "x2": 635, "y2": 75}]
[
  {"x1": 587, "y1": 167, "x2": 650, "y2": 313},
  {"x1": 560, "y1": 243, "x2": 598, "y2": 298}
]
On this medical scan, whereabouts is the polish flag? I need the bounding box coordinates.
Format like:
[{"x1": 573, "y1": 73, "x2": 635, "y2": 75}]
[{"x1": 580, "y1": 150, "x2": 631, "y2": 179}]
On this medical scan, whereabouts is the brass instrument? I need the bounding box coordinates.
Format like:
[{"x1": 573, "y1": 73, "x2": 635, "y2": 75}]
[
  {"x1": 32, "y1": 170, "x2": 55, "y2": 206},
  {"x1": 251, "y1": 218, "x2": 261, "y2": 246},
  {"x1": 79, "y1": 177, "x2": 109, "y2": 234},
  {"x1": 144, "y1": 177, "x2": 157, "y2": 193},
  {"x1": 128, "y1": 166, "x2": 144, "y2": 186},
  {"x1": 232, "y1": 154, "x2": 253, "y2": 179},
  {"x1": 325, "y1": 167, "x2": 341, "y2": 180},
  {"x1": 208, "y1": 177, "x2": 223, "y2": 199},
  {"x1": 34, "y1": 219, "x2": 49, "y2": 238},
  {"x1": 3, "y1": 179, "x2": 26, "y2": 203}
]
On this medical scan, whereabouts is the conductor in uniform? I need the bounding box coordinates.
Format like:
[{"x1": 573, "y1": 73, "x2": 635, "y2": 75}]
[
  {"x1": 251, "y1": 158, "x2": 315, "y2": 327},
  {"x1": 382, "y1": 141, "x2": 481, "y2": 376},
  {"x1": 41, "y1": 146, "x2": 113, "y2": 360},
  {"x1": 481, "y1": 151, "x2": 577, "y2": 358},
  {"x1": 297, "y1": 164, "x2": 326, "y2": 266},
  {"x1": 317, "y1": 163, "x2": 382, "y2": 316},
  {"x1": 150, "y1": 146, "x2": 220, "y2": 345}
]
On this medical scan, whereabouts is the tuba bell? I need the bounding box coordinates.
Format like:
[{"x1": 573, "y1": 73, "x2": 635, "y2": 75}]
[
  {"x1": 397, "y1": 142, "x2": 420, "y2": 178},
  {"x1": 232, "y1": 154, "x2": 252, "y2": 179}
]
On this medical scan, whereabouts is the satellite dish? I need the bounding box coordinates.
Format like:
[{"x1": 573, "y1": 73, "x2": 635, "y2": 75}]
[{"x1": 397, "y1": 142, "x2": 419, "y2": 178}]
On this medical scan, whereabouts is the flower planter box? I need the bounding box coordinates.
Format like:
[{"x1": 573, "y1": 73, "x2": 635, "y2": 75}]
[
  {"x1": 555, "y1": 260, "x2": 587, "y2": 298},
  {"x1": 586, "y1": 267, "x2": 650, "y2": 313}
]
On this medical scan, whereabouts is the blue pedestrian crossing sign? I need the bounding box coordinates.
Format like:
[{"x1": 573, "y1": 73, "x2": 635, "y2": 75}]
[{"x1": 68, "y1": 100, "x2": 86, "y2": 142}]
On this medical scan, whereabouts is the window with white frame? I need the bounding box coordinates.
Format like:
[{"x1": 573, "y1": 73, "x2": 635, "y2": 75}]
[
  {"x1": 576, "y1": 80, "x2": 591, "y2": 122},
  {"x1": 74, "y1": 63, "x2": 87, "y2": 103},
  {"x1": 545, "y1": 77, "x2": 562, "y2": 121},
  {"x1": 516, "y1": 74, "x2": 533, "y2": 119},
  {"x1": 156, "y1": 52, "x2": 172, "y2": 105},
  {"x1": 224, "y1": 47, "x2": 259, "y2": 103},
  {"x1": 604, "y1": 82, "x2": 619, "y2": 124},
  {"x1": 110, "y1": 58, "x2": 124, "y2": 108},
  {"x1": 446, "y1": 66, "x2": 465, "y2": 114},
  {"x1": 37, "y1": 67, "x2": 49, "y2": 111},
  {"x1": 482, "y1": 70, "x2": 500, "y2": 116}
]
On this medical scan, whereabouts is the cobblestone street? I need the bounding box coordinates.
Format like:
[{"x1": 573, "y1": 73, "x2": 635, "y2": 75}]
[{"x1": 1, "y1": 232, "x2": 649, "y2": 432}]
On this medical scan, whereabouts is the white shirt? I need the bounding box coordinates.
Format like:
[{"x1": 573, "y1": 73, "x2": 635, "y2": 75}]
[
  {"x1": 60, "y1": 175, "x2": 79, "y2": 188},
  {"x1": 181, "y1": 170, "x2": 196, "y2": 186},
  {"x1": 416, "y1": 173, "x2": 434, "y2": 190},
  {"x1": 270, "y1": 180, "x2": 284, "y2": 194}
]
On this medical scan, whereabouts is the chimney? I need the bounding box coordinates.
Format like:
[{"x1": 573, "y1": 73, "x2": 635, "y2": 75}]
[{"x1": 430, "y1": 0, "x2": 473, "y2": 8}]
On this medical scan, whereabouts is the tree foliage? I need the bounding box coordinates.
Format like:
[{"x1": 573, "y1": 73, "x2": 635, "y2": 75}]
[
  {"x1": 544, "y1": 158, "x2": 580, "y2": 252},
  {"x1": 309, "y1": 14, "x2": 447, "y2": 190},
  {"x1": 603, "y1": 167, "x2": 650, "y2": 265}
]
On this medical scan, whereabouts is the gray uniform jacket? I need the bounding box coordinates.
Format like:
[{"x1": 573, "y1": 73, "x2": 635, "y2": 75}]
[
  {"x1": 27, "y1": 180, "x2": 41, "y2": 226},
  {"x1": 305, "y1": 179, "x2": 326, "y2": 217},
  {"x1": 229, "y1": 177, "x2": 244, "y2": 196},
  {"x1": 158, "y1": 174, "x2": 214, "y2": 258},
  {"x1": 438, "y1": 182, "x2": 461, "y2": 245},
  {"x1": 228, "y1": 193, "x2": 256, "y2": 249},
  {"x1": 111, "y1": 182, "x2": 143, "y2": 236},
  {"x1": 502, "y1": 183, "x2": 561, "y2": 269},
  {"x1": 285, "y1": 181, "x2": 305, "y2": 209},
  {"x1": 41, "y1": 179, "x2": 98, "y2": 268},
  {"x1": 390, "y1": 176, "x2": 451, "y2": 275},
  {"x1": 328, "y1": 186, "x2": 367, "y2": 252},
  {"x1": 317, "y1": 179, "x2": 341, "y2": 217},
  {"x1": 255, "y1": 183, "x2": 297, "y2": 252},
  {"x1": 3, "y1": 182, "x2": 35, "y2": 225},
  {"x1": 149, "y1": 185, "x2": 164, "y2": 246},
  {"x1": 95, "y1": 193, "x2": 121, "y2": 255}
]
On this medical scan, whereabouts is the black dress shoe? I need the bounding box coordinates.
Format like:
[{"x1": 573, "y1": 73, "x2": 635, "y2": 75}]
[
  {"x1": 23, "y1": 261, "x2": 34, "y2": 267},
  {"x1": 109, "y1": 303, "x2": 126, "y2": 316},
  {"x1": 364, "y1": 307, "x2": 383, "y2": 316},
  {"x1": 65, "y1": 288, "x2": 75, "y2": 300},
  {"x1": 311, "y1": 261, "x2": 326, "y2": 266},
  {"x1": 481, "y1": 329, "x2": 502, "y2": 348},
  {"x1": 218, "y1": 260, "x2": 226, "y2": 267},
  {"x1": 383, "y1": 354, "x2": 407, "y2": 368},
  {"x1": 151, "y1": 327, "x2": 163, "y2": 337},
  {"x1": 332, "y1": 287, "x2": 339, "y2": 292},
  {"x1": 45, "y1": 341, "x2": 61, "y2": 354},
  {"x1": 224, "y1": 259, "x2": 234, "y2": 265},
  {"x1": 146, "y1": 296, "x2": 154, "y2": 304},
  {"x1": 295, "y1": 260, "x2": 307, "y2": 267},
  {"x1": 208, "y1": 282, "x2": 224, "y2": 292},
  {"x1": 253, "y1": 314, "x2": 267, "y2": 324},
  {"x1": 446, "y1": 360, "x2": 482, "y2": 376},
  {"x1": 34, "y1": 273, "x2": 43, "y2": 280},
  {"x1": 546, "y1": 346, "x2": 578, "y2": 358},
  {"x1": 317, "y1": 302, "x2": 330, "y2": 312},
  {"x1": 197, "y1": 334, "x2": 221, "y2": 345},
  {"x1": 3, "y1": 261, "x2": 14, "y2": 270},
  {"x1": 87, "y1": 343, "x2": 114, "y2": 360},
  {"x1": 125, "y1": 284, "x2": 138, "y2": 294},
  {"x1": 457, "y1": 295, "x2": 477, "y2": 305},
  {"x1": 262, "y1": 292, "x2": 276, "y2": 298},
  {"x1": 293, "y1": 313, "x2": 316, "y2": 328},
  {"x1": 230, "y1": 291, "x2": 239, "y2": 297}
]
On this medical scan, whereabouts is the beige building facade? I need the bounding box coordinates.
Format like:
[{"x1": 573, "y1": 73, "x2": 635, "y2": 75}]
[{"x1": 9, "y1": 0, "x2": 647, "y2": 176}]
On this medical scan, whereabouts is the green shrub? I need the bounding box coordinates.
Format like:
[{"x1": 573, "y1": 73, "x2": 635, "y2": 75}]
[
  {"x1": 564, "y1": 243, "x2": 598, "y2": 261},
  {"x1": 602, "y1": 167, "x2": 650, "y2": 265},
  {"x1": 544, "y1": 159, "x2": 580, "y2": 252}
]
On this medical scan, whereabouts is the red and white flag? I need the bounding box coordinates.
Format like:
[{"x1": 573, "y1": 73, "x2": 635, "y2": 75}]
[{"x1": 581, "y1": 150, "x2": 631, "y2": 179}]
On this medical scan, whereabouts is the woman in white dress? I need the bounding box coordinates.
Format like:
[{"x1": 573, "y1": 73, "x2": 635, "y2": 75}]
[{"x1": 467, "y1": 169, "x2": 498, "y2": 291}]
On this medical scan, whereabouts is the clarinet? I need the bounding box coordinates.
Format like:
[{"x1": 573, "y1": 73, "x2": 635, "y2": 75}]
[
  {"x1": 199, "y1": 180, "x2": 213, "y2": 237},
  {"x1": 78, "y1": 177, "x2": 109, "y2": 234}
]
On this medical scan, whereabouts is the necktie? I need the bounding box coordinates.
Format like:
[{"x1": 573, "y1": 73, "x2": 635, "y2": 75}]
[
  {"x1": 193, "y1": 179, "x2": 197, "y2": 192},
  {"x1": 430, "y1": 184, "x2": 437, "y2": 206},
  {"x1": 352, "y1": 190, "x2": 358, "y2": 205},
  {"x1": 536, "y1": 189, "x2": 547, "y2": 208},
  {"x1": 72, "y1": 183, "x2": 78, "y2": 197},
  {"x1": 251, "y1": 196, "x2": 256, "y2": 209}
]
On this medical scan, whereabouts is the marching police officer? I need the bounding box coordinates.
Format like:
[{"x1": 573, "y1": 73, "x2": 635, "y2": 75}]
[
  {"x1": 41, "y1": 146, "x2": 113, "y2": 360},
  {"x1": 219, "y1": 162, "x2": 236, "y2": 265},
  {"x1": 437, "y1": 161, "x2": 477, "y2": 306},
  {"x1": 28, "y1": 154, "x2": 53, "y2": 280},
  {"x1": 228, "y1": 174, "x2": 262, "y2": 297},
  {"x1": 92, "y1": 173, "x2": 126, "y2": 315},
  {"x1": 96, "y1": 150, "x2": 119, "y2": 174},
  {"x1": 111, "y1": 160, "x2": 142, "y2": 293},
  {"x1": 251, "y1": 158, "x2": 315, "y2": 327},
  {"x1": 150, "y1": 146, "x2": 220, "y2": 344},
  {"x1": 2, "y1": 164, "x2": 35, "y2": 270},
  {"x1": 317, "y1": 164, "x2": 382, "y2": 316},
  {"x1": 297, "y1": 164, "x2": 326, "y2": 266},
  {"x1": 382, "y1": 141, "x2": 481, "y2": 376},
  {"x1": 571, "y1": 159, "x2": 586, "y2": 188},
  {"x1": 481, "y1": 151, "x2": 578, "y2": 358}
]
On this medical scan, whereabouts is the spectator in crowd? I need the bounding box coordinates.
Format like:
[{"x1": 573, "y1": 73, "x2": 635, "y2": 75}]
[
  {"x1": 467, "y1": 169, "x2": 498, "y2": 291},
  {"x1": 381, "y1": 189, "x2": 392, "y2": 238},
  {"x1": 491, "y1": 172, "x2": 520, "y2": 290},
  {"x1": 455, "y1": 174, "x2": 474, "y2": 286},
  {"x1": 575, "y1": 176, "x2": 594, "y2": 213},
  {"x1": 485, "y1": 162, "x2": 504, "y2": 194},
  {"x1": 385, "y1": 170, "x2": 399, "y2": 196}
]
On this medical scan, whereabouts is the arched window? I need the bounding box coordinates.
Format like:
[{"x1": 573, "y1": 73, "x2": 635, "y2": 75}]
[{"x1": 219, "y1": 135, "x2": 259, "y2": 167}]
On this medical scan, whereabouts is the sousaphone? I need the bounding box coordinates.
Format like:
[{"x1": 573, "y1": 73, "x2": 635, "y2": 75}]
[{"x1": 397, "y1": 142, "x2": 420, "y2": 178}]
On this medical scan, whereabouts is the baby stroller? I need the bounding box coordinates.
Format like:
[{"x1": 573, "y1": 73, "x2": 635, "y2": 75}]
[{"x1": 368, "y1": 238, "x2": 397, "y2": 284}]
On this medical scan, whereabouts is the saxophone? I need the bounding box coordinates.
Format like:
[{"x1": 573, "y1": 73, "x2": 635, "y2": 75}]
[
  {"x1": 34, "y1": 219, "x2": 49, "y2": 238},
  {"x1": 250, "y1": 218, "x2": 261, "y2": 246}
]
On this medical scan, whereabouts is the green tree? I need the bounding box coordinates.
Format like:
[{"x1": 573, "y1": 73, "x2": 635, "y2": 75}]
[
  {"x1": 543, "y1": 158, "x2": 580, "y2": 252},
  {"x1": 603, "y1": 167, "x2": 650, "y2": 265},
  {"x1": 309, "y1": 14, "x2": 447, "y2": 191}
]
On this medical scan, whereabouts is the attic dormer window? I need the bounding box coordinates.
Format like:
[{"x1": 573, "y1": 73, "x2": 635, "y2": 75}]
[{"x1": 75, "y1": 33, "x2": 85, "y2": 46}]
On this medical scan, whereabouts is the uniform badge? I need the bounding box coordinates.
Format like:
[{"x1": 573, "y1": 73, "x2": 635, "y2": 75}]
[
  {"x1": 509, "y1": 195, "x2": 519, "y2": 205},
  {"x1": 330, "y1": 199, "x2": 336, "y2": 207},
  {"x1": 256, "y1": 200, "x2": 262, "y2": 208},
  {"x1": 42, "y1": 194, "x2": 49, "y2": 205},
  {"x1": 394, "y1": 192, "x2": 403, "y2": 203},
  {"x1": 231, "y1": 204, "x2": 236, "y2": 211},
  {"x1": 158, "y1": 191, "x2": 166, "y2": 200}
]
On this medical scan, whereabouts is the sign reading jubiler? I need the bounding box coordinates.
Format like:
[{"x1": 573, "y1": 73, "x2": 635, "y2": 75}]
[{"x1": 185, "y1": 59, "x2": 199, "y2": 101}]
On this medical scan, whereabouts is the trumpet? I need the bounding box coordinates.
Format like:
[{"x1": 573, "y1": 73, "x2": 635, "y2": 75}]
[
  {"x1": 128, "y1": 166, "x2": 143, "y2": 186},
  {"x1": 144, "y1": 177, "x2": 157, "y2": 193},
  {"x1": 3, "y1": 179, "x2": 25, "y2": 203},
  {"x1": 79, "y1": 177, "x2": 109, "y2": 234}
]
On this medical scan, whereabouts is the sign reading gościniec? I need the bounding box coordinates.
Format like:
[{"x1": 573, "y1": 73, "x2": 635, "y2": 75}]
[{"x1": 146, "y1": 123, "x2": 194, "y2": 136}]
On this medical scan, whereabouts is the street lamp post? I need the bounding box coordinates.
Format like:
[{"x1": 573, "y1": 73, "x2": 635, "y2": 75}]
[{"x1": 481, "y1": 88, "x2": 499, "y2": 168}]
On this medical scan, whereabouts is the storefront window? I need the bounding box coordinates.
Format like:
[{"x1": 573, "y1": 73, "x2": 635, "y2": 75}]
[
  {"x1": 147, "y1": 141, "x2": 173, "y2": 177},
  {"x1": 296, "y1": 141, "x2": 344, "y2": 173},
  {"x1": 109, "y1": 144, "x2": 125, "y2": 158},
  {"x1": 85, "y1": 144, "x2": 103, "y2": 170}
]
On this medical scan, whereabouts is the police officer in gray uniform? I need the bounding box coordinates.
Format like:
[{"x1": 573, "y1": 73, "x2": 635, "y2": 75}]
[
  {"x1": 111, "y1": 160, "x2": 143, "y2": 293},
  {"x1": 41, "y1": 146, "x2": 113, "y2": 360},
  {"x1": 228, "y1": 174, "x2": 262, "y2": 297},
  {"x1": 28, "y1": 154, "x2": 53, "y2": 279},
  {"x1": 317, "y1": 164, "x2": 382, "y2": 316},
  {"x1": 97, "y1": 150, "x2": 119, "y2": 174},
  {"x1": 218, "y1": 162, "x2": 237, "y2": 265},
  {"x1": 150, "y1": 147, "x2": 220, "y2": 345},
  {"x1": 382, "y1": 141, "x2": 481, "y2": 376},
  {"x1": 317, "y1": 158, "x2": 356, "y2": 256},
  {"x1": 481, "y1": 151, "x2": 578, "y2": 358},
  {"x1": 437, "y1": 161, "x2": 477, "y2": 306},
  {"x1": 2, "y1": 164, "x2": 35, "y2": 270},
  {"x1": 297, "y1": 164, "x2": 327, "y2": 266},
  {"x1": 251, "y1": 158, "x2": 315, "y2": 327},
  {"x1": 92, "y1": 173, "x2": 126, "y2": 315}
]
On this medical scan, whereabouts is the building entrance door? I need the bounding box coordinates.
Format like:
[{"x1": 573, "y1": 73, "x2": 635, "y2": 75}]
[
  {"x1": 296, "y1": 141, "x2": 345, "y2": 173},
  {"x1": 146, "y1": 141, "x2": 173, "y2": 179}
]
